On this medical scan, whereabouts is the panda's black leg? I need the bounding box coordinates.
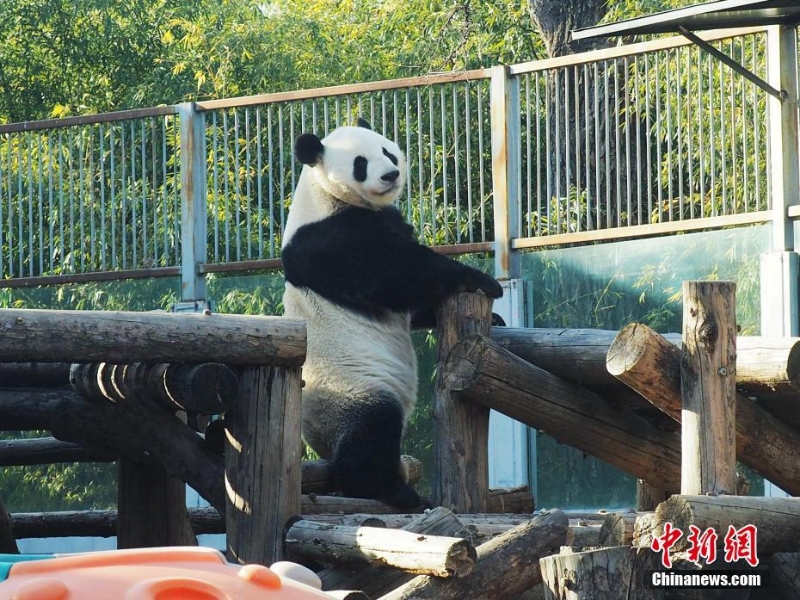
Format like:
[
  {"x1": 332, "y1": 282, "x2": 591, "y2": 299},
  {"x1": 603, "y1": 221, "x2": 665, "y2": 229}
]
[{"x1": 331, "y1": 394, "x2": 420, "y2": 509}]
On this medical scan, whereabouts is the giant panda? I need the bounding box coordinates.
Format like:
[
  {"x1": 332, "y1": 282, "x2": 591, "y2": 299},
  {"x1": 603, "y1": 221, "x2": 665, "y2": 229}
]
[{"x1": 281, "y1": 119, "x2": 502, "y2": 508}]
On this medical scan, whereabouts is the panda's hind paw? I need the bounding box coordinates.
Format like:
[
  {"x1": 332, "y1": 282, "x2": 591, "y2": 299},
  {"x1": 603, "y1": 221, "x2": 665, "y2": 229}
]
[{"x1": 380, "y1": 483, "x2": 421, "y2": 510}]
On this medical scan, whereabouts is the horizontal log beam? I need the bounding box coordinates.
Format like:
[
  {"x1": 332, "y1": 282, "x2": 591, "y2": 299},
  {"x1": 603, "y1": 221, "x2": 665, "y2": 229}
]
[
  {"x1": 0, "y1": 436, "x2": 115, "y2": 466},
  {"x1": 492, "y1": 326, "x2": 800, "y2": 397},
  {"x1": 378, "y1": 509, "x2": 569, "y2": 600},
  {"x1": 0, "y1": 362, "x2": 70, "y2": 387},
  {"x1": 0, "y1": 309, "x2": 306, "y2": 366},
  {"x1": 70, "y1": 362, "x2": 239, "y2": 415},
  {"x1": 650, "y1": 495, "x2": 800, "y2": 556},
  {"x1": 286, "y1": 519, "x2": 476, "y2": 577},
  {"x1": 301, "y1": 456, "x2": 422, "y2": 495},
  {"x1": 607, "y1": 322, "x2": 800, "y2": 495},
  {"x1": 446, "y1": 334, "x2": 682, "y2": 489}
]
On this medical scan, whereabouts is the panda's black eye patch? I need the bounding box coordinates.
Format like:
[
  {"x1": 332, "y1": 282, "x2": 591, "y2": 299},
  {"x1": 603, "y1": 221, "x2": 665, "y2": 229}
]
[
  {"x1": 353, "y1": 156, "x2": 368, "y2": 182},
  {"x1": 383, "y1": 148, "x2": 398, "y2": 166}
]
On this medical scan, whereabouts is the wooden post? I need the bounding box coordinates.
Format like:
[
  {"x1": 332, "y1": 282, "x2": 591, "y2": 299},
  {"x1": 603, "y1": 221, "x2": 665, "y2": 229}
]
[
  {"x1": 433, "y1": 291, "x2": 494, "y2": 512},
  {"x1": 225, "y1": 365, "x2": 302, "y2": 565},
  {"x1": 681, "y1": 281, "x2": 737, "y2": 496},
  {"x1": 0, "y1": 495, "x2": 18, "y2": 554},
  {"x1": 117, "y1": 460, "x2": 197, "y2": 548}
]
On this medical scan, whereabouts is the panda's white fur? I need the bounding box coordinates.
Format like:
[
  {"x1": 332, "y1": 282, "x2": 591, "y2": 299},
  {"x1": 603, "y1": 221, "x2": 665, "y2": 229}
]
[{"x1": 282, "y1": 121, "x2": 502, "y2": 507}]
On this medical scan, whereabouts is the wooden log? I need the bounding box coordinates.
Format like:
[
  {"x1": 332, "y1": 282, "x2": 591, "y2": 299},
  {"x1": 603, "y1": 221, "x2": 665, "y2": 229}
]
[
  {"x1": 0, "y1": 309, "x2": 306, "y2": 366},
  {"x1": 681, "y1": 281, "x2": 737, "y2": 496},
  {"x1": 319, "y1": 507, "x2": 466, "y2": 597},
  {"x1": 0, "y1": 362, "x2": 71, "y2": 387},
  {"x1": 445, "y1": 334, "x2": 682, "y2": 489},
  {"x1": 650, "y1": 495, "x2": 800, "y2": 556},
  {"x1": 0, "y1": 387, "x2": 71, "y2": 431},
  {"x1": 117, "y1": 459, "x2": 197, "y2": 548},
  {"x1": 0, "y1": 436, "x2": 115, "y2": 466},
  {"x1": 287, "y1": 518, "x2": 476, "y2": 577},
  {"x1": 496, "y1": 326, "x2": 800, "y2": 396},
  {"x1": 770, "y1": 553, "x2": 800, "y2": 600},
  {"x1": 486, "y1": 485, "x2": 535, "y2": 514},
  {"x1": 48, "y1": 389, "x2": 226, "y2": 514},
  {"x1": 302, "y1": 456, "x2": 423, "y2": 495},
  {"x1": 608, "y1": 322, "x2": 800, "y2": 495},
  {"x1": 0, "y1": 495, "x2": 18, "y2": 554},
  {"x1": 225, "y1": 365, "x2": 302, "y2": 565},
  {"x1": 377, "y1": 509, "x2": 569, "y2": 600},
  {"x1": 433, "y1": 291, "x2": 494, "y2": 512},
  {"x1": 70, "y1": 362, "x2": 239, "y2": 415},
  {"x1": 540, "y1": 546, "x2": 662, "y2": 600},
  {"x1": 300, "y1": 495, "x2": 424, "y2": 516},
  {"x1": 598, "y1": 512, "x2": 639, "y2": 547}
]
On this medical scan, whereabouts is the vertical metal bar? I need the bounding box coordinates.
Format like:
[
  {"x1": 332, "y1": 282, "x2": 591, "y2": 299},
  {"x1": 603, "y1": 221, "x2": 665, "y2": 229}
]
[
  {"x1": 655, "y1": 54, "x2": 663, "y2": 221},
  {"x1": 574, "y1": 65, "x2": 582, "y2": 232},
  {"x1": 525, "y1": 74, "x2": 532, "y2": 237},
  {"x1": 685, "y1": 47, "x2": 695, "y2": 219},
  {"x1": 100, "y1": 124, "x2": 107, "y2": 271},
  {"x1": 37, "y1": 133, "x2": 44, "y2": 274},
  {"x1": 554, "y1": 70, "x2": 561, "y2": 234},
  {"x1": 0, "y1": 135, "x2": 5, "y2": 278},
  {"x1": 708, "y1": 50, "x2": 717, "y2": 215},
  {"x1": 453, "y1": 86, "x2": 461, "y2": 243},
  {"x1": 584, "y1": 64, "x2": 592, "y2": 230},
  {"x1": 268, "y1": 105, "x2": 276, "y2": 258},
  {"x1": 416, "y1": 89, "x2": 424, "y2": 238},
  {"x1": 130, "y1": 120, "x2": 139, "y2": 267},
  {"x1": 289, "y1": 103, "x2": 297, "y2": 202},
  {"x1": 211, "y1": 112, "x2": 220, "y2": 263},
  {"x1": 613, "y1": 59, "x2": 622, "y2": 227},
  {"x1": 719, "y1": 40, "x2": 728, "y2": 215},
  {"x1": 604, "y1": 62, "x2": 611, "y2": 229},
  {"x1": 477, "y1": 84, "x2": 486, "y2": 241},
  {"x1": 47, "y1": 133, "x2": 54, "y2": 273},
  {"x1": 635, "y1": 56, "x2": 643, "y2": 225},
  {"x1": 464, "y1": 83, "x2": 474, "y2": 243},
  {"x1": 490, "y1": 64, "x2": 520, "y2": 280},
  {"x1": 256, "y1": 107, "x2": 264, "y2": 259},
  {"x1": 7, "y1": 135, "x2": 13, "y2": 276},
  {"x1": 141, "y1": 119, "x2": 148, "y2": 264},
  {"x1": 428, "y1": 88, "x2": 436, "y2": 244},
  {"x1": 545, "y1": 72, "x2": 553, "y2": 234},
  {"x1": 110, "y1": 124, "x2": 117, "y2": 270},
  {"x1": 538, "y1": 72, "x2": 544, "y2": 235},
  {"x1": 222, "y1": 111, "x2": 231, "y2": 262},
  {"x1": 245, "y1": 108, "x2": 253, "y2": 260},
  {"x1": 623, "y1": 57, "x2": 632, "y2": 226},
  {"x1": 405, "y1": 89, "x2": 412, "y2": 223},
  {"x1": 278, "y1": 105, "x2": 286, "y2": 238},
  {"x1": 698, "y1": 48, "x2": 706, "y2": 216},
  {"x1": 753, "y1": 35, "x2": 762, "y2": 210},
  {"x1": 742, "y1": 39, "x2": 750, "y2": 211},
  {"x1": 58, "y1": 131, "x2": 65, "y2": 271},
  {"x1": 665, "y1": 51, "x2": 674, "y2": 221},
  {"x1": 234, "y1": 109, "x2": 242, "y2": 261},
  {"x1": 25, "y1": 133, "x2": 34, "y2": 276},
  {"x1": 161, "y1": 117, "x2": 168, "y2": 264},
  {"x1": 441, "y1": 86, "x2": 448, "y2": 244},
  {"x1": 178, "y1": 102, "x2": 208, "y2": 301}
]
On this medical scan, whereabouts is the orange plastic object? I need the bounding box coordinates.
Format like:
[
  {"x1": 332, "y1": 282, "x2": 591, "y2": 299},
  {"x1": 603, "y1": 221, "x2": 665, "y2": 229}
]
[{"x1": 0, "y1": 547, "x2": 331, "y2": 600}]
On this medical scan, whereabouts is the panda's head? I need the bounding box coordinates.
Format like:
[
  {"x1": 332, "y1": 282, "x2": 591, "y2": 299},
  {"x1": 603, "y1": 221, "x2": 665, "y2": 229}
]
[{"x1": 294, "y1": 119, "x2": 406, "y2": 210}]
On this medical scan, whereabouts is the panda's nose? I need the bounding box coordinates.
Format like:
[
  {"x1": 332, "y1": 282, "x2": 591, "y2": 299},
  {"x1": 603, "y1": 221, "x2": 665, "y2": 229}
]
[{"x1": 381, "y1": 170, "x2": 400, "y2": 183}]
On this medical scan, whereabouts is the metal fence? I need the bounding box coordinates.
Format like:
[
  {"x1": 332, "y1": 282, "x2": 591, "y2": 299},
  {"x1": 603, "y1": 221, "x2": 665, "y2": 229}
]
[{"x1": 0, "y1": 25, "x2": 793, "y2": 290}]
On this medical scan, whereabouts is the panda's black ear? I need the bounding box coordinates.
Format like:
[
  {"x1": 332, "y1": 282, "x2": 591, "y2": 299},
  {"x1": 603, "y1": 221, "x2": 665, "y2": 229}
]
[
  {"x1": 295, "y1": 133, "x2": 324, "y2": 166},
  {"x1": 356, "y1": 117, "x2": 372, "y2": 130}
]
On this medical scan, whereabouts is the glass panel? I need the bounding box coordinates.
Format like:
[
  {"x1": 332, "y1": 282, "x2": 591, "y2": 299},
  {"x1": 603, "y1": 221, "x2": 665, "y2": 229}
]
[{"x1": 521, "y1": 224, "x2": 769, "y2": 508}]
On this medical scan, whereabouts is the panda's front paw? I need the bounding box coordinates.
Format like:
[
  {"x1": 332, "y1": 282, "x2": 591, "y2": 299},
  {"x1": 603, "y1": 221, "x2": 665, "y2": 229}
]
[{"x1": 462, "y1": 271, "x2": 503, "y2": 299}]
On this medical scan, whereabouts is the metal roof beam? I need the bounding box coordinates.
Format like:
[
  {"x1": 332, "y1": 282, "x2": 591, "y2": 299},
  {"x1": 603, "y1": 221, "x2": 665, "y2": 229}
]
[{"x1": 678, "y1": 25, "x2": 786, "y2": 100}]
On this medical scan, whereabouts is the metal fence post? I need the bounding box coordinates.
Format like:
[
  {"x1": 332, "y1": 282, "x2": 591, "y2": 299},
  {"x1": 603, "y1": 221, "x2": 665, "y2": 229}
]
[
  {"x1": 490, "y1": 65, "x2": 521, "y2": 281},
  {"x1": 178, "y1": 102, "x2": 208, "y2": 302}
]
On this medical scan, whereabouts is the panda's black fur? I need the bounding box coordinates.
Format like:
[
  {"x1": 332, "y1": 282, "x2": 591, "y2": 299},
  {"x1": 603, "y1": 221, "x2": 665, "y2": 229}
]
[{"x1": 281, "y1": 120, "x2": 502, "y2": 508}]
